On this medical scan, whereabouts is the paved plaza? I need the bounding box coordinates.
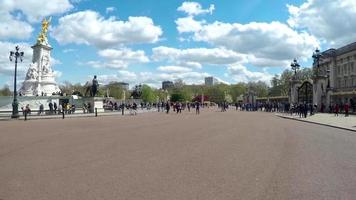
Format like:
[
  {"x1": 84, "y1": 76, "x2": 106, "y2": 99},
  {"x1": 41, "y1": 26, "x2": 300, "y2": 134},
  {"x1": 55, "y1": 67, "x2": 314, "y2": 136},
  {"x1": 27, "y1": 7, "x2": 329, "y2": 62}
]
[
  {"x1": 277, "y1": 113, "x2": 356, "y2": 132},
  {"x1": 1, "y1": 110, "x2": 356, "y2": 200}
]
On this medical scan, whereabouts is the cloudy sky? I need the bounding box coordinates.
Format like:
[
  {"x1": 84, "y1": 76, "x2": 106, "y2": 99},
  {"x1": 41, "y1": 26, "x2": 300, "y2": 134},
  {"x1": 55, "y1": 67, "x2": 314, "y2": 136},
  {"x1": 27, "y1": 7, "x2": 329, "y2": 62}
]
[{"x1": 1, "y1": 0, "x2": 356, "y2": 88}]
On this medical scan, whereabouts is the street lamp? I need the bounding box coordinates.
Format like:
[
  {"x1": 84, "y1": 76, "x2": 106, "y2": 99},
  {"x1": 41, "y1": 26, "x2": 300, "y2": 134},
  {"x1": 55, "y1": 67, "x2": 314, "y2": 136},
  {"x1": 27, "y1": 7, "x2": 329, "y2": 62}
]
[
  {"x1": 290, "y1": 58, "x2": 300, "y2": 76},
  {"x1": 9, "y1": 46, "x2": 24, "y2": 119},
  {"x1": 312, "y1": 48, "x2": 323, "y2": 76}
]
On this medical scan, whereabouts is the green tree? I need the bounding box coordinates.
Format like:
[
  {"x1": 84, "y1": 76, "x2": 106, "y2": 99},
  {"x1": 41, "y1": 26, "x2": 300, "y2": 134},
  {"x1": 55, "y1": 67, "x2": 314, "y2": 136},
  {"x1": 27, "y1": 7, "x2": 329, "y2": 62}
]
[
  {"x1": 298, "y1": 67, "x2": 313, "y2": 81},
  {"x1": 141, "y1": 84, "x2": 156, "y2": 103},
  {"x1": 279, "y1": 69, "x2": 293, "y2": 96},
  {"x1": 204, "y1": 83, "x2": 229, "y2": 103},
  {"x1": 170, "y1": 86, "x2": 192, "y2": 102},
  {"x1": 229, "y1": 83, "x2": 247, "y2": 102},
  {"x1": 0, "y1": 85, "x2": 12, "y2": 96},
  {"x1": 170, "y1": 93, "x2": 185, "y2": 102},
  {"x1": 105, "y1": 82, "x2": 125, "y2": 99},
  {"x1": 247, "y1": 81, "x2": 269, "y2": 97}
]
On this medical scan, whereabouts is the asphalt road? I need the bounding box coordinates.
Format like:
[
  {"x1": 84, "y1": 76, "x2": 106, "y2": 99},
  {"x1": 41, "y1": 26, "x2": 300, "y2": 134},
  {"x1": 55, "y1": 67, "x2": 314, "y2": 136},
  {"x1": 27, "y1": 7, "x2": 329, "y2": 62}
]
[{"x1": 0, "y1": 109, "x2": 355, "y2": 200}]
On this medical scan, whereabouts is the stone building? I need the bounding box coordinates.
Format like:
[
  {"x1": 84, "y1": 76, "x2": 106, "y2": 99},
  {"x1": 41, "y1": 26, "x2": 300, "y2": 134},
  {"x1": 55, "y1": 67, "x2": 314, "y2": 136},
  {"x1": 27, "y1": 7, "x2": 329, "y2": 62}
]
[
  {"x1": 204, "y1": 76, "x2": 218, "y2": 86},
  {"x1": 117, "y1": 82, "x2": 129, "y2": 90},
  {"x1": 162, "y1": 81, "x2": 174, "y2": 90},
  {"x1": 313, "y1": 42, "x2": 356, "y2": 109}
]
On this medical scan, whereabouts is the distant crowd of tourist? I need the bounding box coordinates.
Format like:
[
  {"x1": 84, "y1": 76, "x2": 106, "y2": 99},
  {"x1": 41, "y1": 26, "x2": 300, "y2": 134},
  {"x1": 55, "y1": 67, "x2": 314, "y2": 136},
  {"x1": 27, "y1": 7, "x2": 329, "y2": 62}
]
[
  {"x1": 233, "y1": 101, "x2": 352, "y2": 118},
  {"x1": 19, "y1": 97, "x2": 354, "y2": 118}
]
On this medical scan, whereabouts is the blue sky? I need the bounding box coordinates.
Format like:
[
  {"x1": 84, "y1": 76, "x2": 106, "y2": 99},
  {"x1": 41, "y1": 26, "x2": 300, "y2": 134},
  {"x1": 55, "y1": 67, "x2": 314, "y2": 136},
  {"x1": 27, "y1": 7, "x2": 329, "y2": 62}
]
[{"x1": 1, "y1": 0, "x2": 356, "y2": 88}]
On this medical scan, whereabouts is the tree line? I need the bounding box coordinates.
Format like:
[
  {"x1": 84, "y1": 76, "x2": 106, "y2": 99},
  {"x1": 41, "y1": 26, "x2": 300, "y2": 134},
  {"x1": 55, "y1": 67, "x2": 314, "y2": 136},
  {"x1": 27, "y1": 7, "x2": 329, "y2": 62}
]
[{"x1": 0, "y1": 68, "x2": 312, "y2": 103}]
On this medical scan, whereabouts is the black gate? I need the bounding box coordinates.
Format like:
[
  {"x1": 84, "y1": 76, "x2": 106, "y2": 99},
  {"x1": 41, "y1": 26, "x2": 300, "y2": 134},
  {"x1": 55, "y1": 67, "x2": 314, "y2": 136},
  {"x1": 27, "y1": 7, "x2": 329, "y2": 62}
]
[{"x1": 297, "y1": 81, "x2": 313, "y2": 104}]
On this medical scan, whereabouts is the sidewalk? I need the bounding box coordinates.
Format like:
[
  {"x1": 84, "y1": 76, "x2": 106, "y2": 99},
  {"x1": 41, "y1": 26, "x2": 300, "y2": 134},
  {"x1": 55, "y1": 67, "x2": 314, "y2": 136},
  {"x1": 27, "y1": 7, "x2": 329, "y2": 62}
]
[
  {"x1": 276, "y1": 113, "x2": 356, "y2": 132},
  {"x1": 0, "y1": 109, "x2": 157, "y2": 121}
]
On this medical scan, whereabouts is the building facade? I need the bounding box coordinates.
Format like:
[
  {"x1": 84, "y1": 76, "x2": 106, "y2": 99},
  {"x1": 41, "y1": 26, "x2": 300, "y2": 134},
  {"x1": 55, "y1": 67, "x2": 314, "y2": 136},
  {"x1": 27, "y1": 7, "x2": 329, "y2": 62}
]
[
  {"x1": 204, "y1": 76, "x2": 218, "y2": 86},
  {"x1": 162, "y1": 81, "x2": 174, "y2": 90},
  {"x1": 313, "y1": 42, "x2": 356, "y2": 109},
  {"x1": 117, "y1": 82, "x2": 129, "y2": 90}
]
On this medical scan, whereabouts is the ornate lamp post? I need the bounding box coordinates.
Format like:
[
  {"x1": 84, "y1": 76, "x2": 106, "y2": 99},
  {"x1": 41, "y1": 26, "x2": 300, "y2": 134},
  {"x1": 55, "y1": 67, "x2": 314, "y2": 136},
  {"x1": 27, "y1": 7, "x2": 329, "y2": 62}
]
[
  {"x1": 290, "y1": 58, "x2": 300, "y2": 77},
  {"x1": 9, "y1": 46, "x2": 24, "y2": 119},
  {"x1": 312, "y1": 48, "x2": 323, "y2": 76}
]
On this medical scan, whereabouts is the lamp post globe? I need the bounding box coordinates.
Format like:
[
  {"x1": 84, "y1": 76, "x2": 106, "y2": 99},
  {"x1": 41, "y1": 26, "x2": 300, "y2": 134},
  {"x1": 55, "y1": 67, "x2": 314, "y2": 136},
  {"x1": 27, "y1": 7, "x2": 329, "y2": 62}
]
[
  {"x1": 290, "y1": 58, "x2": 300, "y2": 77},
  {"x1": 9, "y1": 46, "x2": 24, "y2": 119},
  {"x1": 312, "y1": 48, "x2": 323, "y2": 76}
]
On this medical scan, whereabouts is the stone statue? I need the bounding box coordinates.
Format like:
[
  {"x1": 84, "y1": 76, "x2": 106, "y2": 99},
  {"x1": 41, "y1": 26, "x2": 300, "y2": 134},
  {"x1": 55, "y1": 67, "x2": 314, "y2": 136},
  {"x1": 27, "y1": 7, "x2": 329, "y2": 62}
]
[
  {"x1": 41, "y1": 55, "x2": 51, "y2": 74},
  {"x1": 91, "y1": 75, "x2": 99, "y2": 97},
  {"x1": 84, "y1": 81, "x2": 92, "y2": 97},
  {"x1": 37, "y1": 17, "x2": 51, "y2": 45},
  {"x1": 25, "y1": 63, "x2": 38, "y2": 80}
]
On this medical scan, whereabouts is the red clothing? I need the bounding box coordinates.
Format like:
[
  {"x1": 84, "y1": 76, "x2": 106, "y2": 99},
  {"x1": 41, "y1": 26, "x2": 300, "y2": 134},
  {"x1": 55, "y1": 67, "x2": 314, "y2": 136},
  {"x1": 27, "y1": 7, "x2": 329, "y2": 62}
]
[
  {"x1": 344, "y1": 104, "x2": 349, "y2": 112},
  {"x1": 335, "y1": 104, "x2": 339, "y2": 112}
]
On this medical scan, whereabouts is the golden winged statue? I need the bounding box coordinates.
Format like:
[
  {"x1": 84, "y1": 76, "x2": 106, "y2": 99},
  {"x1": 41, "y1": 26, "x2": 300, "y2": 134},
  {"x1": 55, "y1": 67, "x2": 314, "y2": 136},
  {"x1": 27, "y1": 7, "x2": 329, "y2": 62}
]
[{"x1": 37, "y1": 17, "x2": 52, "y2": 45}]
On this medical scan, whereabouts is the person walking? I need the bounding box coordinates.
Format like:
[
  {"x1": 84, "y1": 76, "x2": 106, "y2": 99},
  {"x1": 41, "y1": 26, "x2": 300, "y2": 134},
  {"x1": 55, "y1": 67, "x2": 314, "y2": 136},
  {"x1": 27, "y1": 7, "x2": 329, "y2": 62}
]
[
  {"x1": 48, "y1": 102, "x2": 53, "y2": 114},
  {"x1": 344, "y1": 102, "x2": 349, "y2": 117},
  {"x1": 165, "y1": 102, "x2": 170, "y2": 114},
  {"x1": 38, "y1": 104, "x2": 44, "y2": 115},
  {"x1": 195, "y1": 101, "x2": 200, "y2": 115},
  {"x1": 303, "y1": 103, "x2": 308, "y2": 118},
  {"x1": 334, "y1": 104, "x2": 339, "y2": 116},
  {"x1": 53, "y1": 102, "x2": 57, "y2": 114}
]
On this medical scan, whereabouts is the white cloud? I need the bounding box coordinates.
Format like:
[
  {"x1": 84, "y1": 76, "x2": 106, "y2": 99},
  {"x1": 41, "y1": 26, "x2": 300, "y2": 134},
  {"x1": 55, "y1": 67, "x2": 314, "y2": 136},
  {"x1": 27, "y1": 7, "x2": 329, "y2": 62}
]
[
  {"x1": 0, "y1": 42, "x2": 33, "y2": 77},
  {"x1": 227, "y1": 64, "x2": 273, "y2": 83},
  {"x1": 63, "y1": 48, "x2": 76, "y2": 53},
  {"x1": 98, "y1": 48, "x2": 149, "y2": 63},
  {"x1": 0, "y1": 12, "x2": 33, "y2": 40},
  {"x1": 51, "y1": 10, "x2": 163, "y2": 48},
  {"x1": 0, "y1": 0, "x2": 73, "y2": 23},
  {"x1": 97, "y1": 70, "x2": 212, "y2": 88},
  {"x1": 176, "y1": 16, "x2": 204, "y2": 33},
  {"x1": 86, "y1": 60, "x2": 127, "y2": 69},
  {"x1": 191, "y1": 20, "x2": 319, "y2": 66},
  {"x1": 157, "y1": 66, "x2": 192, "y2": 73},
  {"x1": 287, "y1": 0, "x2": 356, "y2": 47},
  {"x1": 152, "y1": 46, "x2": 246, "y2": 67},
  {"x1": 53, "y1": 70, "x2": 63, "y2": 78},
  {"x1": 87, "y1": 48, "x2": 149, "y2": 69},
  {"x1": 177, "y1": 2, "x2": 215, "y2": 16},
  {"x1": 0, "y1": 0, "x2": 72, "y2": 40},
  {"x1": 106, "y1": 7, "x2": 116, "y2": 14}
]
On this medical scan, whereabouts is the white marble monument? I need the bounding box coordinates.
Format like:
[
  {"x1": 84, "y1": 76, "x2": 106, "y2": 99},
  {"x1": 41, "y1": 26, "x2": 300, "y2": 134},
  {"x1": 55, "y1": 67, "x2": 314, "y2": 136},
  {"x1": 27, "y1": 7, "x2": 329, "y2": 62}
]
[{"x1": 19, "y1": 17, "x2": 60, "y2": 96}]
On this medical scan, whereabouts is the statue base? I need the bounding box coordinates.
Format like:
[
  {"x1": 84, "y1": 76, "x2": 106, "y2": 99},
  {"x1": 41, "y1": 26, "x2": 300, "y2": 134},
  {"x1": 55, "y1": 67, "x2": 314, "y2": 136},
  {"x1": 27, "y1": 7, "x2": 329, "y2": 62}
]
[{"x1": 82, "y1": 97, "x2": 105, "y2": 113}]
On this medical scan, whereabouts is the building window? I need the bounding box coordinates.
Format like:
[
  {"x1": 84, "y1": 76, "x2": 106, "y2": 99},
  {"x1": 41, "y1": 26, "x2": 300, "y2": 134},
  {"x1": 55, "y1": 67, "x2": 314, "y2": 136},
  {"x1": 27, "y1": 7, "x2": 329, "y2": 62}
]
[{"x1": 351, "y1": 62, "x2": 354, "y2": 74}]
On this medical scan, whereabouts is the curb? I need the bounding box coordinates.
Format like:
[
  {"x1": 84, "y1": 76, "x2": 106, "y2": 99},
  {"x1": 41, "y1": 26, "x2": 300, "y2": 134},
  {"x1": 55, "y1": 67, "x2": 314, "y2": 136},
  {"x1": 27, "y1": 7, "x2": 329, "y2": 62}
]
[
  {"x1": 0, "y1": 110, "x2": 157, "y2": 122},
  {"x1": 275, "y1": 114, "x2": 356, "y2": 133}
]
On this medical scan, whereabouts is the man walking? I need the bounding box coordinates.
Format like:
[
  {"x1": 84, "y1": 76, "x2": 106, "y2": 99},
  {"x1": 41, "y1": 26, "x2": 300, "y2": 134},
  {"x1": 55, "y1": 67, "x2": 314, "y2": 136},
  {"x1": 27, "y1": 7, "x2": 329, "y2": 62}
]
[
  {"x1": 165, "y1": 102, "x2": 170, "y2": 114},
  {"x1": 344, "y1": 102, "x2": 349, "y2": 117},
  {"x1": 48, "y1": 102, "x2": 53, "y2": 114},
  {"x1": 53, "y1": 102, "x2": 57, "y2": 114},
  {"x1": 195, "y1": 101, "x2": 200, "y2": 115}
]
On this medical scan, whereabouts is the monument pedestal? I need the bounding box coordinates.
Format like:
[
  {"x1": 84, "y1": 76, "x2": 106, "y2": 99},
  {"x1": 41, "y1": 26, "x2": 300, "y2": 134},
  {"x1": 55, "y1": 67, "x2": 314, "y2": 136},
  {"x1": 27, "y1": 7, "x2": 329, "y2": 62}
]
[
  {"x1": 19, "y1": 40, "x2": 60, "y2": 96},
  {"x1": 83, "y1": 97, "x2": 105, "y2": 113},
  {"x1": 290, "y1": 79, "x2": 302, "y2": 104}
]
